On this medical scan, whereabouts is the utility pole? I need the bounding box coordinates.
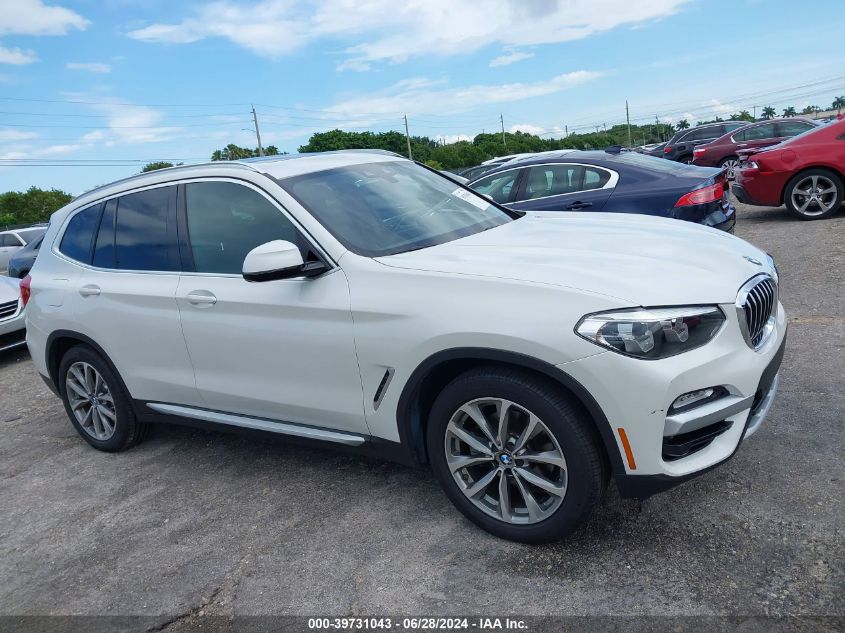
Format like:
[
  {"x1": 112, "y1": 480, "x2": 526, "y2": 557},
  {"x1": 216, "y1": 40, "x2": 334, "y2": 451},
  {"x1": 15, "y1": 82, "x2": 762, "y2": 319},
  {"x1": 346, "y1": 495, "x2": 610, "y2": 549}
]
[
  {"x1": 753, "y1": 104, "x2": 757, "y2": 121},
  {"x1": 500, "y1": 113, "x2": 507, "y2": 149},
  {"x1": 403, "y1": 114, "x2": 413, "y2": 160},
  {"x1": 626, "y1": 100, "x2": 632, "y2": 149},
  {"x1": 251, "y1": 105, "x2": 264, "y2": 157},
  {"x1": 564, "y1": 124, "x2": 568, "y2": 137},
  {"x1": 655, "y1": 113, "x2": 661, "y2": 141}
]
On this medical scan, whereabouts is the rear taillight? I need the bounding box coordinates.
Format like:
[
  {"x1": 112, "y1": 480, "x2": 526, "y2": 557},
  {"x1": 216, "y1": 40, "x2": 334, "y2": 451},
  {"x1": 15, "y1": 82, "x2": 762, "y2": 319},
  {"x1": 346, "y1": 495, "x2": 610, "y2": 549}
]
[
  {"x1": 20, "y1": 274, "x2": 31, "y2": 307},
  {"x1": 675, "y1": 182, "x2": 725, "y2": 207},
  {"x1": 663, "y1": 146, "x2": 672, "y2": 154},
  {"x1": 693, "y1": 147, "x2": 706, "y2": 156}
]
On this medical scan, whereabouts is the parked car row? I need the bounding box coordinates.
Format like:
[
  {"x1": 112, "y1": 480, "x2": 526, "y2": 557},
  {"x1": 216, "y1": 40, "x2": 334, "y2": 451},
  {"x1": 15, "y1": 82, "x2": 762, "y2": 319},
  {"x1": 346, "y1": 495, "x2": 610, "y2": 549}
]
[
  {"x1": 22, "y1": 150, "x2": 785, "y2": 543},
  {"x1": 0, "y1": 225, "x2": 47, "y2": 275}
]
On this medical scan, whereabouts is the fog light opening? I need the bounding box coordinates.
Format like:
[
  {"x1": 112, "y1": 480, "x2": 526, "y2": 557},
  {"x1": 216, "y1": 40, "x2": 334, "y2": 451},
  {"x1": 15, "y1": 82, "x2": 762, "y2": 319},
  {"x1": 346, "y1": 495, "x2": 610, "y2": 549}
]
[{"x1": 670, "y1": 386, "x2": 727, "y2": 413}]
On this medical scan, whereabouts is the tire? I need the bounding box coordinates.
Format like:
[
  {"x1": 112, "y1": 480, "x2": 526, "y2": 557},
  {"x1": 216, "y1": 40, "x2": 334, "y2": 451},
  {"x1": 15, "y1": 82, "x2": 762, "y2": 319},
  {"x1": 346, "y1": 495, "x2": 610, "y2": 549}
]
[
  {"x1": 58, "y1": 345, "x2": 149, "y2": 452},
  {"x1": 679, "y1": 155, "x2": 694, "y2": 164},
  {"x1": 784, "y1": 169, "x2": 843, "y2": 220},
  {"x1": 719, "y1": 156, "x2": 739, "y2": 180},
  {"x1": 426, "y1": 367, "x2": 607, "y2": 544}
]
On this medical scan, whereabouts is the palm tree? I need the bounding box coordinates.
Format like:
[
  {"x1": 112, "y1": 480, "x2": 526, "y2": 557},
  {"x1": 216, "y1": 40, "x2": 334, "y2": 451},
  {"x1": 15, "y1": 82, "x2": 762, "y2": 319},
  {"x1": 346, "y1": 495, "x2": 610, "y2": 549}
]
[
  {"x1": 782, "y1": 106, "x2": 797, "y2": 117},
  {"x1": 677, "y1": 119, "x2": 690, "y2": 130},
  {"x1": 761, "y1": 106, "x2": 776, "y2": 120},
  {"x1": 833, "y1": 96, "x2": 845, "y2": 114}
]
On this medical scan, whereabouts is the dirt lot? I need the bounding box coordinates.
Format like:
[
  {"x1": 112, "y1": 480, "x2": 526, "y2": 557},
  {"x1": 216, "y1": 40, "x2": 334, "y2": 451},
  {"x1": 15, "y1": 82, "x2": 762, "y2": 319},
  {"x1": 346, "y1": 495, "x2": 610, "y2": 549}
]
[{"x1": 0, "y1": 201, "x2": 842, "y2": 629}]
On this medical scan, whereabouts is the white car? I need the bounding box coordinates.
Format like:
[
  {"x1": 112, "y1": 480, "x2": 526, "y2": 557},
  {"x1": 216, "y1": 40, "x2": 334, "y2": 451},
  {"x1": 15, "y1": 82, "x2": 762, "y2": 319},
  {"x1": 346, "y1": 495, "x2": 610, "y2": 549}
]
[
  {"x1": 0, "y1": 226, "x2": 46, "y2": 273},
  {"x1": 24, "y1": 151, "x2": 785, "y2": 543},
  {"x1": 0, "y1": 275, "x2": 26, "y2": 352}
]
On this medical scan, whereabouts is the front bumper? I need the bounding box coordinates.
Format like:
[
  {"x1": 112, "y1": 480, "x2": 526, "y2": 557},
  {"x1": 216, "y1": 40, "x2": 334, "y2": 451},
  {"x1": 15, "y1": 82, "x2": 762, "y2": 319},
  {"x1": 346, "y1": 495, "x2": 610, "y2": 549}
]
[{"x1": 560, "y1": 300, "x2": 787, "y2": 498}]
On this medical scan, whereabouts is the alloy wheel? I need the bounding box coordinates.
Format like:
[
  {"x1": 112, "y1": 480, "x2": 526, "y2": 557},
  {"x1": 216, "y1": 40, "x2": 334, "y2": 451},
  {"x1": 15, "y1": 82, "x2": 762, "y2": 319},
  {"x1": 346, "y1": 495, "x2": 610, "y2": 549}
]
[
  {"x1": 791, "y1": 175, "x2": 838, "y2": 216},
  {"x1": 65, "y1": 361, "x2": 117, "y2": 440},
  {"x1": 444, "y1": 397, "x2": 567, "y2": 525},
  {"x1": 722, "y1": 158, "x2": 739, "y2": 179}
]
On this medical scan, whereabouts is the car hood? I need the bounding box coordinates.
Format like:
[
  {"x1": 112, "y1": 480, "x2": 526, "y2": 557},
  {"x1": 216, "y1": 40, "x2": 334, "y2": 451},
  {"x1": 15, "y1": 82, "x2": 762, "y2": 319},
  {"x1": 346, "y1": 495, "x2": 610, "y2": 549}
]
[
  {"x1": 0, "y1": 275, "x2": 21, "y2": 302},
  {"x1": 375, "y1": 213, "x2": 774, "y2": 306}
]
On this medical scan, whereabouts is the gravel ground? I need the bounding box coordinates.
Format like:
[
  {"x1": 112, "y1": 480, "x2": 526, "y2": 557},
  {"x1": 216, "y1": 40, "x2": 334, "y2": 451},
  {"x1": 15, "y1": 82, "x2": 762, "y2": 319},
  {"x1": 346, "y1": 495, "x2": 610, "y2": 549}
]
[{"x1": 0, "y1": 201, "x2": 842, "y2": 630}]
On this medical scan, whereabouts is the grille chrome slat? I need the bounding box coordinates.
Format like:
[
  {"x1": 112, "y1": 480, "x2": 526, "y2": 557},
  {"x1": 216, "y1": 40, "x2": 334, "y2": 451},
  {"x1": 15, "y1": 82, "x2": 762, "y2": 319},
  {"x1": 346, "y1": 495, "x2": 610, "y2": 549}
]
[
  {"x1": 0, "y1": 299, "x2": 19, "y2": 320},
  {"x1": 736, "y1": 275, "x2": 777, "y2": 349}
]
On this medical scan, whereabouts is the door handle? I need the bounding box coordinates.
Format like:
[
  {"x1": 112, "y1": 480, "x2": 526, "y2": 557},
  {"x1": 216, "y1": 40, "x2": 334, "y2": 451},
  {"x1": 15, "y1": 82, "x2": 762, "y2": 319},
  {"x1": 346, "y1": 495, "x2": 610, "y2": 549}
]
[
  {"x1": 565, "y1": 201, "x2": 593, "y2": 210},
  {"x1": 79, "y1": 284, "x2": 101, "y2": 297},
  {"x1": 187, "y1": 291, "x2": 217, "y2": 306}
]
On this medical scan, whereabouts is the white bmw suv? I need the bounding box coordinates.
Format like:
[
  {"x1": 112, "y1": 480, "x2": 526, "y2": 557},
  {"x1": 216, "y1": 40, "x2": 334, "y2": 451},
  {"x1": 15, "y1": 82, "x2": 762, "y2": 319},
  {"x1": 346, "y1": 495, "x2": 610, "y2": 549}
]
[{"x1": 24, "y1": 151, "x2": 786, "y2": 543}]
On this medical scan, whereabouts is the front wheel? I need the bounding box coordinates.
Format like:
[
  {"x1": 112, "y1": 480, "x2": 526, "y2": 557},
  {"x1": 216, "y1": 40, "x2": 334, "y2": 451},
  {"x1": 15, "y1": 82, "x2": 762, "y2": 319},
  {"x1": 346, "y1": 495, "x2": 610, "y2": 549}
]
[
  {"x1": 784, "y1": 169, "x2": 843, "y2": 220},
  {"x1": 427, "y1": 367, "x2": 607, "y2": 543}
]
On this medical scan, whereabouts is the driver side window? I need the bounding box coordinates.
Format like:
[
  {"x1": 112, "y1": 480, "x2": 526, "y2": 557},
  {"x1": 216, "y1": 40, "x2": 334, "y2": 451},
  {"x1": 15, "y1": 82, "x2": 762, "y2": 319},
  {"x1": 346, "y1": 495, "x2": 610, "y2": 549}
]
[{"x1": 185, "y1": 181, "x2": 304, "y2": 275}]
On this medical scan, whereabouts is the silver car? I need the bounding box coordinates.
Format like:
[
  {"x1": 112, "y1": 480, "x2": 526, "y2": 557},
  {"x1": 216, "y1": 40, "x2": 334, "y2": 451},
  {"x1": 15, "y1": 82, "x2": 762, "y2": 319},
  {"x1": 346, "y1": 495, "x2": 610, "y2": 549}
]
[
  {"x1": 0, "y1": 226, "x2": 47, "y2": 273},
  {"x1": 0, "y1": 275, "x2": 25, "y2": 353}
]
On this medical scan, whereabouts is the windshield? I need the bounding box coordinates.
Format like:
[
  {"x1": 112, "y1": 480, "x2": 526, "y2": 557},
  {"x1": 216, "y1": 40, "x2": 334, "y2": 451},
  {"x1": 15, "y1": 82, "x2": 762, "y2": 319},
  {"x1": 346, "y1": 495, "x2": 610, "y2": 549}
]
[
  {"x1": 281, "y1": 161, "x2": 513, "y2": 257},
  {"x1": 16, "y1": 227, "x2": 46, "y2": 244}
]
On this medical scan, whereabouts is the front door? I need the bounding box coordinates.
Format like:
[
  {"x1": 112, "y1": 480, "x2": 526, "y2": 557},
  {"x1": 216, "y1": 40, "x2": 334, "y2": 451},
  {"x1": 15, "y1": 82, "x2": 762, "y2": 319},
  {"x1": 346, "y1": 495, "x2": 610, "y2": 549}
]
[
  {"x1": 509, "y1": 163, "x2": 614, "y2": 213},
  {"x1": 175, "y1": 179, "x2": 367, "y2": 434}
]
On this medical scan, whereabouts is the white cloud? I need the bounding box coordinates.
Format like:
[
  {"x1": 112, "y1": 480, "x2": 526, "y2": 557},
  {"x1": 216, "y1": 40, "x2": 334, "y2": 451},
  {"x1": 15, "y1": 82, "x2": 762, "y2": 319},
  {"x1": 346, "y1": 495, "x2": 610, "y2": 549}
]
[
  {"x1": 0, "y1": 0, "x2": 88, "y2": 36},
  {"x1": 441, "y1": 134, "x2": 472, "y2": 144},
  {"x1": 710, "y1": 99, "x2": 737, "y2": 116},
  {"x1": 0, "y1": 129, "x2": 38, "y2": 142},
  {"x1": 509, "y1": 123, "x2": 545, "y2": 135},
  {"x1": 324, "y1": 70, "x2": 602, "y2": 119},
  {"x1": 128, "y1": 0, "x2": 690, "y2": 69},
  {"x1": 490, "y1": 51, "x2": 534, "y2": 67},
  {"x1": 0, "y1": 45, "x2": 38, "y2": 65},
  {"x1": 66, "y1": 61, "x2": 111, "y2": 73}
]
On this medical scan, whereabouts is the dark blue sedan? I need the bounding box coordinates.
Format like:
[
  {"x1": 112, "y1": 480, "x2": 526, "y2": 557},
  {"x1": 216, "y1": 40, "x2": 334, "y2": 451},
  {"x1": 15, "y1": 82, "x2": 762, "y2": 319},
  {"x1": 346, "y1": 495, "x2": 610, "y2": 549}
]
[{"x1": 468, "y1": 149, "x2": 736, "y2": 231}]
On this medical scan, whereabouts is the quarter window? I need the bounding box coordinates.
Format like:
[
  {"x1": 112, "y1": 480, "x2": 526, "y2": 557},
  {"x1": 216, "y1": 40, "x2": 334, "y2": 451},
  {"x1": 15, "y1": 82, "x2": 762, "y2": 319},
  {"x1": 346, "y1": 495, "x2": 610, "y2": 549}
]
[
  {"x1": 472, "y1": 171, "x2": 519, "y2": 204},
  {"x1": 583, "y1": 168, "x2": 611, "y2": 190},
  {"x1": 92, "y1": 199, "x2": 116, "y2": 268},
  {"x1": 59, "y1": 203, "x2": 102, "y2": 263},
  {"x1": 113, "y1": 186, "x2": 177, "y2": 271},
  {"x1": 185, "y1": 181, "x2": 303, "y2": 275},
  {"x1": 0, "y1": 234, "x2": 22, "y2": 247}
]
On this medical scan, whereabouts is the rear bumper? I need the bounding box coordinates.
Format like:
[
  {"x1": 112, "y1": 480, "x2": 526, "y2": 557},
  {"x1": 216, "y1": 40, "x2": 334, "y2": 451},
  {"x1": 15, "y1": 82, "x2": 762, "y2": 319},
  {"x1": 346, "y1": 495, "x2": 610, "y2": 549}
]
[
  {"x1": 733, "y1": 169, "x2": 787, "y2": 207},
  {"x1": 674, "y1": 197, "x2": 736, "y2": 232}
]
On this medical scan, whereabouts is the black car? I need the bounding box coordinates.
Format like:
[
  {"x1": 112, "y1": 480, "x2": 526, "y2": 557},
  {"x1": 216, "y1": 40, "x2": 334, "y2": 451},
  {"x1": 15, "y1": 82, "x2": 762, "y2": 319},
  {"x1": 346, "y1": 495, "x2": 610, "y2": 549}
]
[
  {"x1": 8, "y1": 233, "x2": 43, "y2": 278},
  {"x1": 661, "y1": 122, "x2": 746, "y2": 163},
  {"x1": 468, "y1": 149, "x2": 735, "y2": 232}
]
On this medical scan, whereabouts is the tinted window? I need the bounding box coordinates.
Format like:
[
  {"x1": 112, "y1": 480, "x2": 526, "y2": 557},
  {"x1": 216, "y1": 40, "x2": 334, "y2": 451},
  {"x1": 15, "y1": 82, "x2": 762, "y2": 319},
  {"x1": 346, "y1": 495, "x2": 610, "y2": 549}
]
[
  {"x1": 114, "y1": 186, "x2": 176, "y2": 271},
  {"x1": 583, "y1": 167, "x2": 611, "y2": 190},
  {"x1": 0, "y1": 234, "x2": 21, "y2": 247},
  {"x1": 686, "y1": 127, "x2": 720, "y2": 141},
  {"x1": 185, "y1": 182, "x2": 303, "y2": 274},
  {"x1": 743, "y1": 123, "x2": 777, "y2": 141},
  {"x1": 522, "y1": 164, "x2": 584, "y2": 199},
  {"x1": 472, "y1": 170, "x2": 519, "y2": 203},
  {"x1": 59, "y1": 204, "x2": 102, "y2": 263},
  {"x1": 777, "y1": 121, "x2": 813, "y2": 137},
  {"x1": 283, "y1": 161, "x2": 511, "y2": 257},
  {"x1": 93, "y1": 199, "x2": 116, "y2": 268},
  {"x1": 17, "y1": 228, "x2": 46, "y2": 244}
]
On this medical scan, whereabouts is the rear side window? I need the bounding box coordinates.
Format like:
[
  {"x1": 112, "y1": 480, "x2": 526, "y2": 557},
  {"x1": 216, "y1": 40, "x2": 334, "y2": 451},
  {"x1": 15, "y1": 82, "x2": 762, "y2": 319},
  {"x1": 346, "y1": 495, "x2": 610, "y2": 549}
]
[
  {"x1": 59, "y1": 203, "x2": 102, "y2": 263},
  {"x1": 0, "y1": 234, "x2": 21, "y2": 247},
  {"x1": 114, "y1": 186, "x2": 177, "y2": 271},
  {"x1": 93, "y1": 199, "x2": 116, "y2": 268},
  {"x1": 743, "y1": 123, "x2": 776, "y2": 141},
  {"x1": 777, "y1": 121, "x2": 813, "y2": 137},
  {"x1": 185, "y1": 181, "x2": 303, "y2": 275},
  {"x1": 522, "y1": 164, "x2": 585, "y2": 199},
  {"x1": 583, "y1": 167, "x2": 611, "y2": 190}
]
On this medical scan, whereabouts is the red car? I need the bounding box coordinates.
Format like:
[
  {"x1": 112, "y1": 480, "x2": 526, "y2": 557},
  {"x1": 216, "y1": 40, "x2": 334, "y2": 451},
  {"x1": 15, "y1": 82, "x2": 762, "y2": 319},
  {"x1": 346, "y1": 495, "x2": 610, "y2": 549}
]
[
  {"x1": 692, "y1": 118, "x2": 817, "y2": 178},
  {"x1": 732, "y1": 118, "x2": 845, "y2": 220}
]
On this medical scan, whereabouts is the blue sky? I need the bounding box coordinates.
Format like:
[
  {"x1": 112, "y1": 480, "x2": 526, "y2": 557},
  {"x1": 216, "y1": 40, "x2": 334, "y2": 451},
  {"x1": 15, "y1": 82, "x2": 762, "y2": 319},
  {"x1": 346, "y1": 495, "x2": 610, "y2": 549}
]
[{"x1": 1, "y1": 0, "x2": 843, "y2": 194}]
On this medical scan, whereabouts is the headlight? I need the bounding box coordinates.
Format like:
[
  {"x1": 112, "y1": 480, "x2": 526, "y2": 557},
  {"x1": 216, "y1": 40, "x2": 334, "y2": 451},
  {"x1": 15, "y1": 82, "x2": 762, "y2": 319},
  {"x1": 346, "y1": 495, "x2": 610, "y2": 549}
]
[
  {"x1": 766, "y1": 252, "x2": 779, "y2": 282},
  {"x1": 576, "y1": 306, "x2": 725, "y2": 359}
]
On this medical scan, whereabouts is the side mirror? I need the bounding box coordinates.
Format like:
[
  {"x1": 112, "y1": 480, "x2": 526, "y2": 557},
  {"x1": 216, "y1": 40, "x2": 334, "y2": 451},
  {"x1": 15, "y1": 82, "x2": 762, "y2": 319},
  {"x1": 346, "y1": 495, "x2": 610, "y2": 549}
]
[{"x1": 242, "y1": 240, "x2": 326, "y2": 282}]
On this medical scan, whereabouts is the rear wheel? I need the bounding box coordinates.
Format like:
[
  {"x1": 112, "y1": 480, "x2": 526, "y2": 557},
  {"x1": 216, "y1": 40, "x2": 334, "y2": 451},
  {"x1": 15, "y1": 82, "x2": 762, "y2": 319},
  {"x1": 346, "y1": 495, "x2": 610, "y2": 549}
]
[
  {"x1": 784, "y1": 169, "x2": 842, "y2": 220},
  {"x1": 59, "y1": 345, "x2": 149, "y2": 451},
  {"x1": 427, "y1": 367, "x2": 607, "y2": 543},
  {"x1": 719, "y1": 156, "x2": 739, "y2": 180}
]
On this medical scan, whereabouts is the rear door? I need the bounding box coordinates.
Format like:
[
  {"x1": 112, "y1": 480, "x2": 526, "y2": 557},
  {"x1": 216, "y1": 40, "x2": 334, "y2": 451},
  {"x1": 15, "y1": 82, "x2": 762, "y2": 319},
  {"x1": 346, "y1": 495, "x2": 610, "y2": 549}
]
[
  {"x1": 733, "y1": 122, "x2": 780, "y2": 152},
  {"x1": 470, "y1": 168, "x2": 523, "y2": 205},
  {"x1": 508, "y1": 163, "x2": 615, "y2": 212},
  {"x1": 65, "y1": 185, "x2": 201, "y2": 407}
]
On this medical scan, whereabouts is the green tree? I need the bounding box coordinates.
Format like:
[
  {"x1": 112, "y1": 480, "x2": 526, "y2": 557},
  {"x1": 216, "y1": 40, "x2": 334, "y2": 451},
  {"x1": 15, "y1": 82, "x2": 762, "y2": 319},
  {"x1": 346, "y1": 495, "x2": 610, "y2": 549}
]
[
  {"x1": 833, "y1": 96, "x2": 845, "y2": 114},
  {"x1": 761, "y1": 106, "x2": 776, "y2": 119},
  {"x1": 210, "y1": 144, "x2": 282, "y2": 161},
  {"x1": 801, "y1": 105, "x2": 820, "y2": 115},
  {"x1": 141, "y1": 161, "x2": 175, "y2": 172},
  {"x1": 0, "y1": 187, "x2": 73, "y2": 227},
  {"x1": 677, "y1": 119, "x2": 690, "y2": 129},
  {"x1": 782, "y1": 106, "x2": 797, "y2": 117}
]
